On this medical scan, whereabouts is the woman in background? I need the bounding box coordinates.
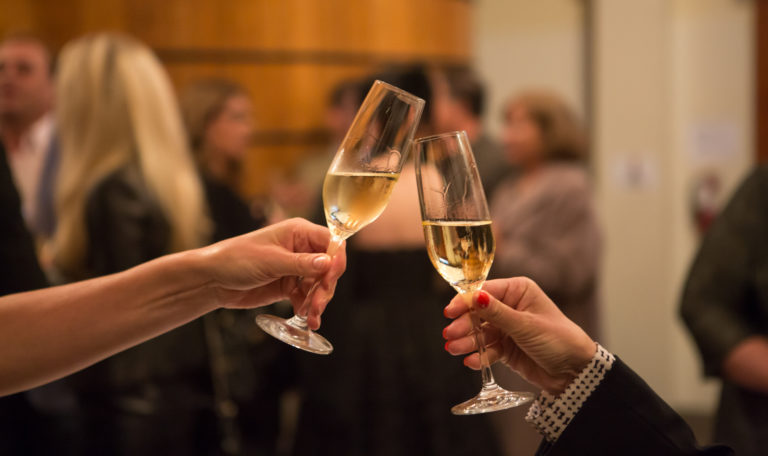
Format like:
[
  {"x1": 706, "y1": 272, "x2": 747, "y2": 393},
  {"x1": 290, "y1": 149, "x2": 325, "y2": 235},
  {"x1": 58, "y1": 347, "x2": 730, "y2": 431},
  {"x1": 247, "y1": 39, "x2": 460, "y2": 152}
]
[
  {"x1": 491, "y1": 90, "x2": 601, "y2": 338},
  {"x1": 46, "y1": 33, "x2": 221, "y2": 455},
  {"x1": 181, "y1": 78, "x2": 289, "y2": 455},
  {"x1": 53, "y1": 35, "x2": 209, "y2": 281},
  {"x1": 485, "y1": 91, "x2": 601, "y2": 455},
  {"x1": 181, "y1": 78, "x2": 264, "y2": 241}
]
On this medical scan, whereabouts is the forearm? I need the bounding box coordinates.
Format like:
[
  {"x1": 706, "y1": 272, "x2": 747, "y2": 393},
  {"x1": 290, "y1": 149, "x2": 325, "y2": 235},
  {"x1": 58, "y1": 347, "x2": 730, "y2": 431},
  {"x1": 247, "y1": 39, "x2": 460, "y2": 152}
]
[
  {"x1": 0, "y1": 249, "x2": 217, "y2": 396},
  {"x1": 722, "y1": 336, "x2": 768, "y2": 393}
]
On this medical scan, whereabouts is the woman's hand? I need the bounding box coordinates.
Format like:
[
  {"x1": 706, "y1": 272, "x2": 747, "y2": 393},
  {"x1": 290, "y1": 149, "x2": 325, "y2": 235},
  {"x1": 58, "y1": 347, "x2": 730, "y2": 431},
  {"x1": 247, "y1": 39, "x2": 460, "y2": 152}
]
[
  {"x1": 443, "y1": 277, "x2": 595, "y2": 395},
  {"x1": 195, "y1": 218, "x2": 346, "y2": 330}
]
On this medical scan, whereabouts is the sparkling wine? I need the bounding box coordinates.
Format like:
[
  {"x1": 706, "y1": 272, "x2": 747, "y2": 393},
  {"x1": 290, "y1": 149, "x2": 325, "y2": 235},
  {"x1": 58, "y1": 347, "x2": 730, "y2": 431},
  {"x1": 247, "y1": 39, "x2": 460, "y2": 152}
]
[
  {"x1": 422, "y1": 220, "x2": 495, "y2": 293},
  {"x1": 323, "y1": 171, "x2": 399, "y2": 238}
]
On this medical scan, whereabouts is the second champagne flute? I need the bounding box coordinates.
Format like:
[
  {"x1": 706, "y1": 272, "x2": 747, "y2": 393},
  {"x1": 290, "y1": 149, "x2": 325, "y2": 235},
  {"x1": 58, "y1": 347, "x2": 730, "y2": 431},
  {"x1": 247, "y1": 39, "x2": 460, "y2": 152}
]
[
  {"x1": 415, "y1": 131, "x2": 534, "y2": 414},
  {"x1": 255, "y1": 80, "x2": 425, "y2": 354}
]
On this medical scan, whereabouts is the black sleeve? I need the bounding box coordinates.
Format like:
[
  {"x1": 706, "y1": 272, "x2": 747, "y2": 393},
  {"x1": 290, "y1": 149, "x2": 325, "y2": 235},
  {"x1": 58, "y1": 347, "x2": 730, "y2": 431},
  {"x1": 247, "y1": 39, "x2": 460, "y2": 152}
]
[
  {"x1": 536, "y1": 358, "x2": 733, "y2": 456},
  {"x1": 85, "y1": 168, "x2": 169, "y2": 275},
  {"x1": 0, "y1": 143, "x2": 47, "y2": 295}
]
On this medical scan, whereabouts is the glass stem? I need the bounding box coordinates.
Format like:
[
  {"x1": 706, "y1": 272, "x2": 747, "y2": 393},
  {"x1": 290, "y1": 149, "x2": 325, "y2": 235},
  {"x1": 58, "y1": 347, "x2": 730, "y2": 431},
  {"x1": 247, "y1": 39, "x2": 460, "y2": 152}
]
[
  {"x1": 294, "y1": 235, "x2": 345, "y2": 321},
  {"x1": 470, "y1": 312, "x2": 497, "y2": 389}
]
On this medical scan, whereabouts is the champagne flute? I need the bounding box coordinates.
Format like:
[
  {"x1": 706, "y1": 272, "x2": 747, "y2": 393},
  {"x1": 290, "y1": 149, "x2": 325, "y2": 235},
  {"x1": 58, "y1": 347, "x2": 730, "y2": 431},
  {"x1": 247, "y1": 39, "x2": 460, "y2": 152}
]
[
  {"x1": 255, "y1": 80, "x2": 425, "y2": 354},
  {"x1": 415, "y1": 131, "x2": 534, "y2": 414}
]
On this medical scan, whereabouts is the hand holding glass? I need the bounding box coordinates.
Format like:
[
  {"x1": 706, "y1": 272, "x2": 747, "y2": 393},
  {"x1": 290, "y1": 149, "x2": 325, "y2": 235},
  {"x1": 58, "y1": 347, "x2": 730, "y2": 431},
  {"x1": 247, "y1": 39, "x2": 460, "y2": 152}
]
[
  {"x1": 415, "y1": 131, "x2": 534, "y2": 414},
  {"x1": 256, "y1": 81, "x2": 425, "y2": 354}
]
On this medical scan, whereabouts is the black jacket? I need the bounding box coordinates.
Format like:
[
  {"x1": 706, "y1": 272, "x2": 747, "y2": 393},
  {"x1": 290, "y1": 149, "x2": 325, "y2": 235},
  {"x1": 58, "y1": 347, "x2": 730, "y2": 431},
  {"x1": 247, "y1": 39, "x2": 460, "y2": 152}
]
[
  {"x1": 0, "y1": 142, "x2": 47, "y2": 295},
  {"x1": 536, "y1": 358, "x2": 733, "y2": 456},
  {"x1": 0, "y1": 143, "x2": 49, "y2": 454}
]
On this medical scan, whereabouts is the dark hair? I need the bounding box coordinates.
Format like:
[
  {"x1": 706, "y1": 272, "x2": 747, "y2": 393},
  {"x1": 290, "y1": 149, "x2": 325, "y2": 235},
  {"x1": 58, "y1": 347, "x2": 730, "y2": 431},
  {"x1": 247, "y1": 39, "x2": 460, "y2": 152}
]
[
  {"x1": 1, "y1": 31, "x2": 56, "y2": 76},
  {"x1": 374, "y1": 64, "x2": 433, "y2": 127},
  {"x1": 506, "y1": 90, "x2": 587, "y2": 162},
  {"x1": 443, "y1": 67, "x2": 485, "y2": 117}
]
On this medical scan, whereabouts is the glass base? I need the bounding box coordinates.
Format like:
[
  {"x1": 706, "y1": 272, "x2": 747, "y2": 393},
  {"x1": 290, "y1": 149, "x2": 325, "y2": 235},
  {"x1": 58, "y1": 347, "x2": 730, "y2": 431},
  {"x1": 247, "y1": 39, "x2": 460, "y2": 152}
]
[
  {"x1": 254, "y1": 314, "x2": 333, "y2": 355},
  {"x1": 451, "y1": 384, "x2": 534, "y2": 415}
]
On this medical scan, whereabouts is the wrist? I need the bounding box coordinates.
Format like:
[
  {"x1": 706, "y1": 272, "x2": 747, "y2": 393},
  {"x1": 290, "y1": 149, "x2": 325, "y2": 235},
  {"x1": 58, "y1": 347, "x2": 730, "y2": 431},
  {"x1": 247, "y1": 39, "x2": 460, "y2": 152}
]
[
  {"x1": 141, "y1": 248, "x2": 220, "y2": 314},
  {"x1": 546, "y1": 337, "x2": 597, "y2": 396},
  {"x1": 572, "y1": 337, "x2": 599, "y2": 372}
]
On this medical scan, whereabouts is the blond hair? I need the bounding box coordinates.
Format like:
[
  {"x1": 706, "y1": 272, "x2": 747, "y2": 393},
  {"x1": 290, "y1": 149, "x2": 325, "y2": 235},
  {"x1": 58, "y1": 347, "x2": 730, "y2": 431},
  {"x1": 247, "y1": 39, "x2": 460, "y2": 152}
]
[
  {"x1": 52, "y1": 33, "x2": 209, "y2": 278},
  {"x1": 506, "y1": 90, "x2": 587, "y2": 162}
]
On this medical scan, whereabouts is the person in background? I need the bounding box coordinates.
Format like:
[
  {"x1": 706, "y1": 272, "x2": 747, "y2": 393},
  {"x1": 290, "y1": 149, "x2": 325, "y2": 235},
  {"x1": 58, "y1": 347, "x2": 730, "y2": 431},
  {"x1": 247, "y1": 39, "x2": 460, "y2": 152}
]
[
  {"x1": 181, "y1": 78, "x2": 289, "y2": 455},
  {"x1": 0, "y1": 32, "x2": 58, "y2": 239},
  {"x1": 180, "y1": 78, "x2": 263, "y2": 240},
  {"x1": 431, "y1": 66, "x2": 509, "y2": 198},
  {"x1": 0, "y1": 31, "x2": 60, "y2": 456},
  {"x1": 443, "y1": 277, "x2": 733, "y2": 455},
  {"x1": 491, "y1": 90, "x2": 601, "y2": 339},
  {"x1": 42, "y1": 32, "x2": 218, "y2": 455},
  {"x1": 486, "y1": 91, "x2": 601, "y2": 455},
  {"x1": 52, "y1": 33, "x2": 210, "y2": 281},
  {"x1": 292, "y1": 67, "x2": 502, "y2": 456},
  {"x1": 680, "y1": 165, "x2": 768, "y2": 456},
  {"x1": 0, "y1": 139, "x2": 50, "y2": 455}
]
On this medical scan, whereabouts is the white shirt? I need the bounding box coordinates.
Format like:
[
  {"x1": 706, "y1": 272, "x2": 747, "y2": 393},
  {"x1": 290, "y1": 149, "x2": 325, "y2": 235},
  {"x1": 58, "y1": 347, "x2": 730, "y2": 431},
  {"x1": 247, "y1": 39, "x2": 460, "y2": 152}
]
[{"x1": 6, "y1": 113, "x2": 54, "y2": 230}]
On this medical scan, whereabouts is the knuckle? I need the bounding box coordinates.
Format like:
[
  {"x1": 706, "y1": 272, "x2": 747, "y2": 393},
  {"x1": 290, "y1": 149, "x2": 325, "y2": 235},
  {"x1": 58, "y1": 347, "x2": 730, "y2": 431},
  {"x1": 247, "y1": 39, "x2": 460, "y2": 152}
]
[
  {"x1": 486, "y1": 299, "x2": 504, "y2": 320},
  {"x1": 517, "y1": 276, "x2": 536, "y2": 291}
]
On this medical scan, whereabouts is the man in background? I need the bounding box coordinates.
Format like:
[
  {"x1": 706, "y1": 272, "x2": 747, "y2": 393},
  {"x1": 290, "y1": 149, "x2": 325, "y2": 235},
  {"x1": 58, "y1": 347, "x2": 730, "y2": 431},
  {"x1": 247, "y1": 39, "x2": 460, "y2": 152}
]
[
  {"x1": 431, "y1": 67, "x2": 510, "y2": 199},
  {"x1": 0, "y1": 32, "x2": 58, "y2": 453},
  {"x1": 0, "y1": 32, "x2": 57, "y2": 238},
  {"x1": 681, "y1": 165, "x2": 768, "y2": 456}
]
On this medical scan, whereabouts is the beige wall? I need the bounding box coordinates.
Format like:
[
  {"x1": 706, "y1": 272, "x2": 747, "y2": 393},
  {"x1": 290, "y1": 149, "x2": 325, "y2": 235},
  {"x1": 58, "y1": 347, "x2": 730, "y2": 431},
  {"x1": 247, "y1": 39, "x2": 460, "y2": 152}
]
[{"x1": 474, "y1": 0, "x2": 754, "y2": 414}]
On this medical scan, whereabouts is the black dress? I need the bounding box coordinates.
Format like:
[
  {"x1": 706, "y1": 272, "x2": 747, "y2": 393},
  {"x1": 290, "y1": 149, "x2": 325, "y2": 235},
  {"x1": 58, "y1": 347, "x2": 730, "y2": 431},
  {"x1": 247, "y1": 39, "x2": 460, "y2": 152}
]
[{"x1": 293, "y1": 246, "x2": 502, "y2": 456}]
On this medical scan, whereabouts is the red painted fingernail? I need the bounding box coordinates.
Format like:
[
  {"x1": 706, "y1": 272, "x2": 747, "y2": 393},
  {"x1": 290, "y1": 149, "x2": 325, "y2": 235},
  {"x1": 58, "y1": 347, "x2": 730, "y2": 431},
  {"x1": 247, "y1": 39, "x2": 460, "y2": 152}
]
[
  {"x1": 444, "y1": 341, "x2": 451, "y2": 352},
  {"x1": 476, "y1": 291, "x2": 490, "y2": 309},
  {"x1": 442, "y1": 327, "x2": 449, "y2": 339}
]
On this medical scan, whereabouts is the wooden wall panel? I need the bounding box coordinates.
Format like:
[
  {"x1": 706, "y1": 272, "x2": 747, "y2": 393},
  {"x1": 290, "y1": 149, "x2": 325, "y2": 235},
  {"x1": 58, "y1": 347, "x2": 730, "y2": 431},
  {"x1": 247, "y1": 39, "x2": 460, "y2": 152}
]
[
  {"x1": 165, "y1": 63, "x2": 373, "y2": 131},
  {"x1": 757, "y1": 0, "x2": 768, "y2": 163},
  {"x1": 0, "y1": 0, "x2": 471, "y2": 195}
]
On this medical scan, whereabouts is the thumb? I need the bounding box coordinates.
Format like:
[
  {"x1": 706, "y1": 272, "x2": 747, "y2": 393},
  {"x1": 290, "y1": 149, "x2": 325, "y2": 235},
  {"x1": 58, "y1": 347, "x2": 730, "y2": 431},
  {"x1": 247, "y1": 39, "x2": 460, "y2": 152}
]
[
  {"x1": 274, "y1": 251, "x2": 331, "y2": 278},
  {"x1": 473, "y1": 290, "x2": 526, "y2": 339}
]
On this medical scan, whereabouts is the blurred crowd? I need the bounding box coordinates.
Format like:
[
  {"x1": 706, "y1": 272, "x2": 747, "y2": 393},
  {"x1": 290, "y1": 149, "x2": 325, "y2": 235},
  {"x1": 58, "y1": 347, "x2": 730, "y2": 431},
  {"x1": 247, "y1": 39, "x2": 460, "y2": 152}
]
[{"x1": 1, "y1": 29, "x2": 764, "y2": 456}]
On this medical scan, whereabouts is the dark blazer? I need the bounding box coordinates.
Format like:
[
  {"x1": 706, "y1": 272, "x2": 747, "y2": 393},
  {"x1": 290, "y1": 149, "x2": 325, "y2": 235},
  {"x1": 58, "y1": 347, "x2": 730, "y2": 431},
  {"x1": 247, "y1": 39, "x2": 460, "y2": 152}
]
[
  {"x1": 0, "y1": 142, "x2": 47, "y2": 295},
  {"x1": 536, "y1": 358, "x2": 733, "y2": 456},
  {"x1": 680, "y1": 165, "x2": 768, "y2": 456},
  {"x1": 0, "y1": 143, "x2": 49, "y2": 454}
]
